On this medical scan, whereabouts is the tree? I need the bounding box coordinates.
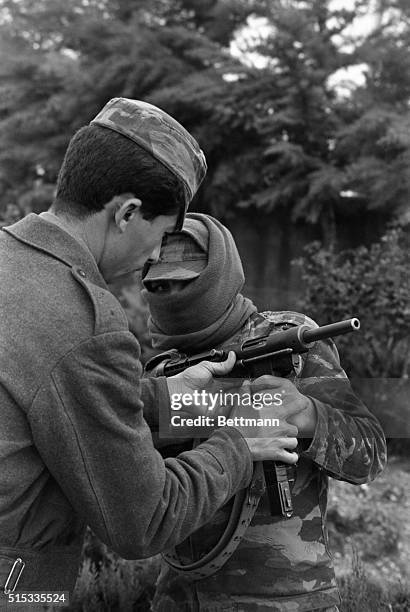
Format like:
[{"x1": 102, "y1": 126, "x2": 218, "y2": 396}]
[
  {"x1": 147, "y1": 0, "x2": 410, "y2": 242},
  {"x1": 225, "y1": 0, "x2": 410, "y2": 238},
  {"x1": 1, "y1": 0, "x2": 410, "y2": 245},
  {"x1": 0, "y1": 0, "x2": 252, "y2": 212}
]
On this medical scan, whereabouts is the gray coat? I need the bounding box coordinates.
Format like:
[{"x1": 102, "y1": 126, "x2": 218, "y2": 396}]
[{"x1": 0, "y1": 214, "x2": 252, "y2": 598}]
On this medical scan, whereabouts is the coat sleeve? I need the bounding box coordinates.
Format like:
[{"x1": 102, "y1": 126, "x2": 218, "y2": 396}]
[
  {"x1": 139, "y1": 376, "x2": 169, "y2": 431},
  {"x1": 27, "y1": 330, "x2": 252, "y2": 559},
  {"x1": 298, "y1": 338, "x2": 387, "y2": 484}
]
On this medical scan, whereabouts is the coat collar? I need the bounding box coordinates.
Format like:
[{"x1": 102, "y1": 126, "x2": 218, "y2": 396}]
[{"x1": 2, "y1": 213, "x2": 108, "y2": 289}]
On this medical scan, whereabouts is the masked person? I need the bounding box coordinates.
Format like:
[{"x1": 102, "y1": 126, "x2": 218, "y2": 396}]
[
  {"x1": 142, "y1": 213, "x2": 387, "y2": 612},
  {"x1": 0, "y1": 99, "x2": 301, "y2": 606}
]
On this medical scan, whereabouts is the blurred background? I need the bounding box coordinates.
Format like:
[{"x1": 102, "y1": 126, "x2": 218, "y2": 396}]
[{"x1": 0, "y1": 0, "x2": 409, "y2": 610}]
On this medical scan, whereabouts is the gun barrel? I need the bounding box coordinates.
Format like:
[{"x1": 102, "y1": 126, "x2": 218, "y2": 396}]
[
  {"x1": 161, "y1": 317, "x2": 361, "y2": 376},
  {"x1": 303, "y1": 318, "x2": 360, "y2": 344}
]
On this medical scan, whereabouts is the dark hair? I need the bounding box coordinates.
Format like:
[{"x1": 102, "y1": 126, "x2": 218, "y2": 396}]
[{"x1": 53, "y1": 125, "x2": 185, "y2": 220}]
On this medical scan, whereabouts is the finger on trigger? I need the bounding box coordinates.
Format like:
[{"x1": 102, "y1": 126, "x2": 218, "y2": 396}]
[{"x1": 207, "y1": 351, "x2": 236, "y2": 375}]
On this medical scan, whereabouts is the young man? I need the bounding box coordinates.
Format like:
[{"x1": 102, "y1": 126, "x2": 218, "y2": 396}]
[
  {"x1": 0, "y1": 99, "x2": 299, "y2": 604},
  {"x1": 142, "y1": 213, "x2": 387, "y2": 612}
]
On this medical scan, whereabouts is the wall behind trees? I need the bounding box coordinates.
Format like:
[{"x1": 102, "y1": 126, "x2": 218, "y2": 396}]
[{"x1": 212, "y1": 207, "x2": 388, "y2": 310}]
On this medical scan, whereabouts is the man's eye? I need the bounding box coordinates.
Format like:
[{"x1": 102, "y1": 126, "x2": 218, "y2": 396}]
[{"x1": 146, "y1": 281, "x2": 168, "y2": 293}]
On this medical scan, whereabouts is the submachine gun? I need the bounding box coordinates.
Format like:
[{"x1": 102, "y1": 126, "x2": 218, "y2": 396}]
[{"x1": 149, "y1": 317, "x2": 361, "y2": 518}]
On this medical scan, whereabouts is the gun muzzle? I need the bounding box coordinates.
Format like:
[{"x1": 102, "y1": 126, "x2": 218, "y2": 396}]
[{"x1": 303, "y1": 318, "x2": 360, "y2": 344}]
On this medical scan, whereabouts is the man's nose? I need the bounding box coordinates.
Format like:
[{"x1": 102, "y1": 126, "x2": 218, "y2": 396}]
[{"x1": 148, "y1": 243, "x2": 162, "y2": 264}]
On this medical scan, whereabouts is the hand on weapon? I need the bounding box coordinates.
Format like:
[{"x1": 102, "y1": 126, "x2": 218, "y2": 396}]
[
  {"x1": 227, "y1": 376, "x2": 302, "y2": 463},
  {"x1": 151, "y1": 318, "x2": 361, "y2": 517},
  {"x1": 165, "y1": 351, "x2": 237, "y2": 419},
  {"x1": 252, "y1": 375, "x2": 317, "y2": 436}
]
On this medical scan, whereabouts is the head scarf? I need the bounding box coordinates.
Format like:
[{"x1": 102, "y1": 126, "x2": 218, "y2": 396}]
[{"x1": 142, "y1": 213, "x2": 256, "y2": 352}]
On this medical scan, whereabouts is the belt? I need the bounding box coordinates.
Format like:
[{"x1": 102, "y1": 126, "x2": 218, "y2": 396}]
[
  {"x1": 0, "y1": 546, "x2": 81, "y2": 595},
  {"x1": 163, "y1": 462, "x2": 266, "y2": 580}
]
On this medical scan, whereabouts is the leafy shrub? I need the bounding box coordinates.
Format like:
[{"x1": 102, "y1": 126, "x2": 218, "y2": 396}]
[
  {"x1": 388, "y1": 582, "x2": 410, "y2": 611},
  {"x1": 338, "y1": 549, "x2": 388, "y2": 612},
  {"x1": 293, "y1": 228, "x2": 410, "y2": 451},
  {"x1": 329, "y1": 504, "x2": 400, "y2": 561},
  {"x1": 293, "y1": 227, "x2": 410, "y2": 379},
  {"x1": 68, "y1": 530, "x2": 160, "y2": 612},
  {"x1": 338, "y1": 549, "x2": 410, "y2": 611},
  {"x1": 0, "y1": 202, "x2": 23, "y2": 227}
]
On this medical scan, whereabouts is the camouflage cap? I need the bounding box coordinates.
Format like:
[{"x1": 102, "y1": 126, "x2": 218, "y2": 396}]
[
  {"x1": 143, "y1": 230, "x2": 207, "y2": 283},
  {"x1": 90, "y1": 98, "x2": 207, "y2": 209}
]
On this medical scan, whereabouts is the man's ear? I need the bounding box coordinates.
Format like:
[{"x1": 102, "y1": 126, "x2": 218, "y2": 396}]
[{"x1": 113, "y1": 196, "x2": 142, "y2": 233}]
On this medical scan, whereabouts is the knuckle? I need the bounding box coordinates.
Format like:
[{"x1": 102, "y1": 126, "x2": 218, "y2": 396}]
[{"x1": 253, "y1": 375, "x2": 271, "y2": 386}]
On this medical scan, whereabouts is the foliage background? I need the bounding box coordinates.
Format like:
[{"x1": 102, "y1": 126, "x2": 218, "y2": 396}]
[{"x1": 1, "y1": 0, "x2": 409, "y2": 610}]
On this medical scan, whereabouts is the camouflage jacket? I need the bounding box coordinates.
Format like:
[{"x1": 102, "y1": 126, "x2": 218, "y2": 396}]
[{"x1": 152, "y1": 311, "x2": 387, "y2": 612}]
